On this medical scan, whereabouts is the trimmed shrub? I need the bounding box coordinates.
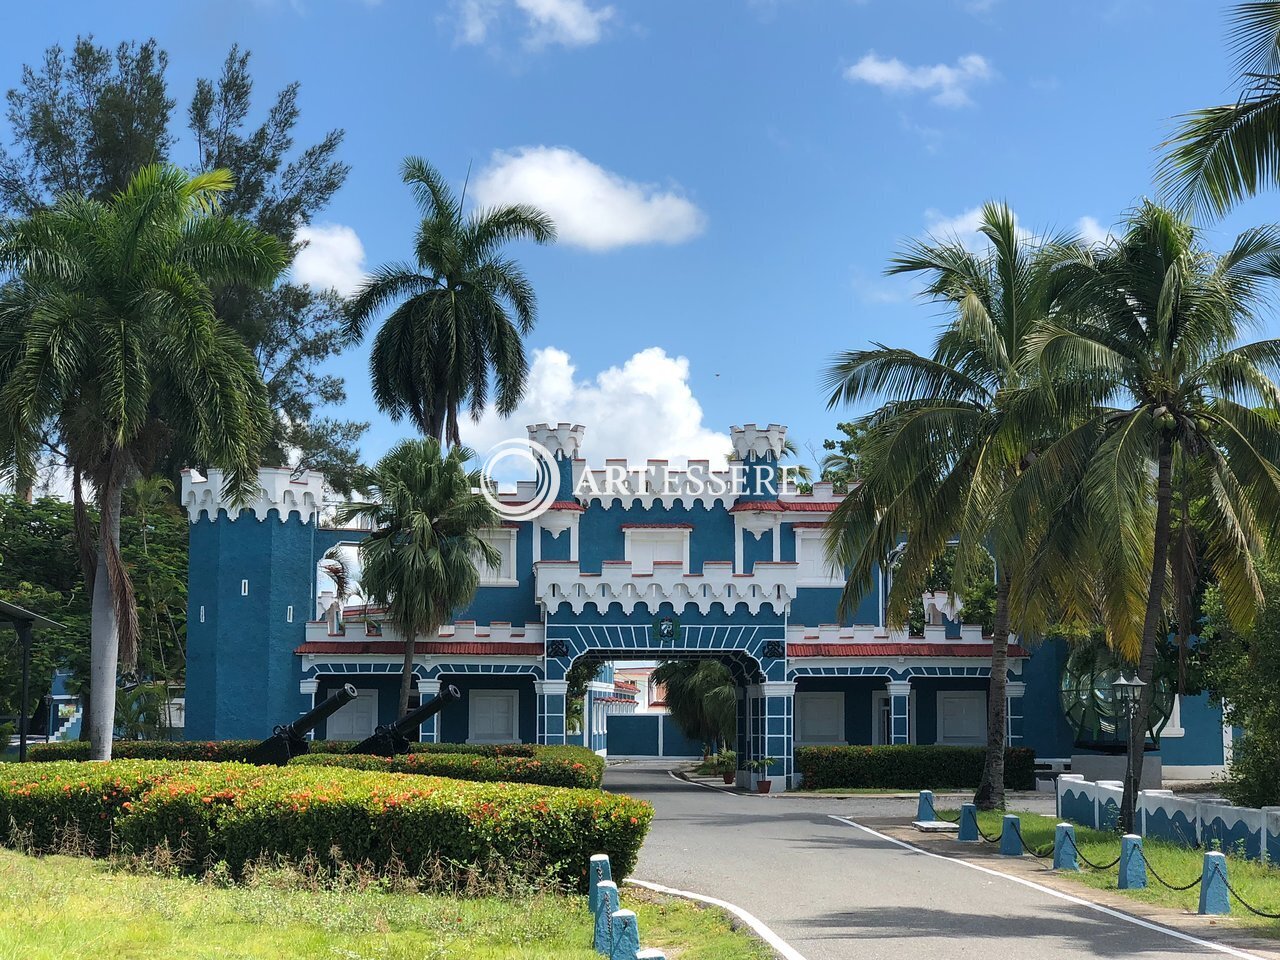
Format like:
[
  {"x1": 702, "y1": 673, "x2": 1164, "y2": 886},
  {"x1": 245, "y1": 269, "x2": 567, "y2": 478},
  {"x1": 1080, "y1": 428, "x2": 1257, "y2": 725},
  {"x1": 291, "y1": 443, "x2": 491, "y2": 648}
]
[
  {"x1": 310, "y1": 740, "x2": 539, "y2": 758},
  {"x1": 27, "y1": 741, "x2": 262, "y2": 763},
  {"x1": 795, "y1": 745, "x2": 1036, "y2": 791},
  {"x1": 0, "y1": 761, "x2": 652, "y2": 889},
  {"x1": 290, "y1": 748, "x2": 602, "y2": 789}
]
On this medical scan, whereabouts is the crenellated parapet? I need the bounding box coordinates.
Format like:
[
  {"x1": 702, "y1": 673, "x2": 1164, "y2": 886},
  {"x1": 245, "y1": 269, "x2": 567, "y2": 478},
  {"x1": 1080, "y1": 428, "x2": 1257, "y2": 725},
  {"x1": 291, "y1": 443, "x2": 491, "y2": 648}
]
[
  {"x1": 730, "y1": 423, "x2": 787, "y2": 460},
  {"x1": 534, "y1": 559, "x2": 797, "y2": 615},
  {"x1": 181, "y1": 466, "x2": 326, "y2": 523},
  {"x1": 527, "y1": 422, "x2": 585, "y2": 459}
]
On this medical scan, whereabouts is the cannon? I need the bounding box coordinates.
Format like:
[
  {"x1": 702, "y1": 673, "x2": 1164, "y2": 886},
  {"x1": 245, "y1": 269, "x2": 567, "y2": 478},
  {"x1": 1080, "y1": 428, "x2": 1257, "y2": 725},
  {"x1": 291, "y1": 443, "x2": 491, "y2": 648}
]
[
  {"x1": 245, "y1": 683, "x2": 358, "y2": 765},
  {"x1": 350, "y1": 683, "x2": 461, "y2": 756}
]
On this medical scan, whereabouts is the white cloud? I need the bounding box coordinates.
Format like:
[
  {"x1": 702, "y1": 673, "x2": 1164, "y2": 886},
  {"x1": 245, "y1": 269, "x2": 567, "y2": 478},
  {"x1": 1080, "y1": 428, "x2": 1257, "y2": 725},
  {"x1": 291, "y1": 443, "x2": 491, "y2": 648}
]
[
  {"x1": 454, "y1": 0, "x2": 613, "y2": 48},
  {"x1": 923, "y1": 205, "x2": 1032, "y2": 251},
  {"x1": 845, "y1": 51, "x2": 993, "y2": 107},
  {"x1": 1076, "y1": 215, "x2": 1114, "y2": 247},
  {"x1": 460, "y1": 346, "x2": 729, "y2": 472},
  {"x1": 292, "y1": 223, "x2": 367, "y2": 297},
  {"x1": 472, "y1": 146, "x2": 706, "y2": 251}
]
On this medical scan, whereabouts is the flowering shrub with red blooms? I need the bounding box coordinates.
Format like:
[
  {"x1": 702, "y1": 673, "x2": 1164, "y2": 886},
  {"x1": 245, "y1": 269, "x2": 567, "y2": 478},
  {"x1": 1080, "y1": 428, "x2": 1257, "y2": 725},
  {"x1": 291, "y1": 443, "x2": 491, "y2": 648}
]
[
  {"x1": 0, "y1": 761, "x2": 652, "y2": 889},
  {"x1": 30, "y1": 739, "x2": 544, "y2": 762},
  {"x1": 794, "y1": 745, "x2": 1036, "y2": 791},
  {"x1": 292, "y1": 746, "x2": 603, "y2": 789}
]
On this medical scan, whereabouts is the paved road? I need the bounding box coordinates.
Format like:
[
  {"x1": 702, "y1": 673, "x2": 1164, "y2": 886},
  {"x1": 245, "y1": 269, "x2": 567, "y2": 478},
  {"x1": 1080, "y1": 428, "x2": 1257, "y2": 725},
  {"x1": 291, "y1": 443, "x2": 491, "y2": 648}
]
[{"x1": 608, "y1": 762, "x2": 1258, "y2": 960}]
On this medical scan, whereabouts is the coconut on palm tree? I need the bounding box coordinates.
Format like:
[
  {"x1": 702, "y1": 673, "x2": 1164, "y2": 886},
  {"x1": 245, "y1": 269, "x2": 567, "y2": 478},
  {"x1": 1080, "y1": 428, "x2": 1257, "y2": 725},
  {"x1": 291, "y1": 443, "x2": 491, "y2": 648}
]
[
  {"x1": 338, "y1": 438, "x2": 502, "y2": 717},
  {"x1": 0, "y1": 164, "x2": 284, "y2": 759},
  {"x1": 345, "y1": 158, "x2": 555, "y2": 445},
  {"x1": 1012, "y1": 201, "x2": 1280, "y2": 828},
  {"x1": 823, "y1": 203, "x2": 1068, "y2": 809}
]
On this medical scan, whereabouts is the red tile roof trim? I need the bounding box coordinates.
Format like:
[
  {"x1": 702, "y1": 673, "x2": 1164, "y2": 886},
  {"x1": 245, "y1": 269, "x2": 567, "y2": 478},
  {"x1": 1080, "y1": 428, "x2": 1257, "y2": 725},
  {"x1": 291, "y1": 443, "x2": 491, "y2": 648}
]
[
  {"x1": 295, "y1": 640, "x2": 544, "y2": 656},
  {"x1": 730, "y1": 501, "x2": 784, "y2": 512},
  {"x1": 788, "y1": 642, "x2": 1027, "y2": 658}
]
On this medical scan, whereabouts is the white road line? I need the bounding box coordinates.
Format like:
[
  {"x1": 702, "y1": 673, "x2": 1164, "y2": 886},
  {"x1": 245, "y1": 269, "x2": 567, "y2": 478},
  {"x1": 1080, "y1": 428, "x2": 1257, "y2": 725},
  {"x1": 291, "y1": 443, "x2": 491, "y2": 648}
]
[
  {"x1": 828, "y1": 816, "x2": 1271, "y2": 960},
  {"x1": 666, "y1": 769, "x2": 744, "y2": 795},
  {"x1": 625, "y1": 877, "x2": 808, "y2": 960}
]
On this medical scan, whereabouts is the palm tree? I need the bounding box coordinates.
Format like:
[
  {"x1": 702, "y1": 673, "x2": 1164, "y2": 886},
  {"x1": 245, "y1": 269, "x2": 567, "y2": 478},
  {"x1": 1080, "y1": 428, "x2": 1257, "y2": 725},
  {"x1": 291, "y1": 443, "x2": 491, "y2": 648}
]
[
  {"x1": 338, "y1": 438, "x2": 502, "y2": 717},
  {"x1": 1160, "y1": 1, "x2": 1280, "y2": 217},
  {"x1": 0, "y1": 164, "x2": 283, "y2": 760},
  {"x1": 823, "y1": 203, "x2": 1065, "y2": 809},
  {"x1": 345, "y1": 158, "x2": 556, "y2": 445},
  {"x1": 652, "y1": 659, "x2": 737, "y2": 756},
  {"x1": 1014, "y1": 201, "x2": 1280, "y2": 829}
]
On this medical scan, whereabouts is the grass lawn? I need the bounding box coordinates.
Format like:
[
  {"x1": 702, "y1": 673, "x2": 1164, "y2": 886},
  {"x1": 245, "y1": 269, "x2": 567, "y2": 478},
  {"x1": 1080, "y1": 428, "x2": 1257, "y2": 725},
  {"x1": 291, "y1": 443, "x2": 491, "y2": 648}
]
[
  {"x1": 0, "y1": 848, "x2": 771, "y2": 960},
  {"x1": 943, "y1": 808, "x2": 1280, "y2": 932}
]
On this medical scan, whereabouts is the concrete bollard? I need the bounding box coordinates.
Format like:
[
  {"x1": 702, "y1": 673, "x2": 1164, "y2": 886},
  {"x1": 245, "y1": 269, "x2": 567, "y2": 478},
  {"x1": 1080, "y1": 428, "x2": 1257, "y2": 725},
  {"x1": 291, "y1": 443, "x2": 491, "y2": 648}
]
[
  {"x1": 1118, "y1": 834, "x2": 1147, "y2": 890},
  {"x1": 1054, "y1": 823, "x2": 1079, "y2": 871},
  {"x1": 917, "y1": 790, "x2": 936, "y2": 821},
  {"x1": 593, "y1": 881, "x2": 619, "y2": 954},
  {"x1": 1000, "y1": 814, "x2": 1022, "y2": 856},
  {"x1": 608, "y1": 909, "x2": 640, "y2": 960},
  {"x1": 1198, "y1": 851, "x2": 1231, "y2": 915},
  {"x1": 588, "y1": 854, "x2": 612, "y2": 916},
  {"x1": 958, "y1": 802, "x2": 980, "y2": 842}
]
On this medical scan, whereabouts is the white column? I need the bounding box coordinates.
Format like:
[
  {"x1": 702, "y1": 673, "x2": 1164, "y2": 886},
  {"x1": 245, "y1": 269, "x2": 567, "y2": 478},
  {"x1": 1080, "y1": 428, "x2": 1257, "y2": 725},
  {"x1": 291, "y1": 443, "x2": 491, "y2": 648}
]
[{"x1": 887, "y1": 679, "x2": 912, "y2": 745}]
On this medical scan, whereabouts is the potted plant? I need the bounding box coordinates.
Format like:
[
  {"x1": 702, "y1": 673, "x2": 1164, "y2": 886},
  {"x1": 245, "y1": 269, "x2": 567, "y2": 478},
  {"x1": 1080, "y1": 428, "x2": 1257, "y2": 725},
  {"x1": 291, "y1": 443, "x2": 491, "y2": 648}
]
[
  {"x1": 748, "y1": 756, "x2": 777, "y2": 794},
  {"x1": 713, "y1": 749, "x2": 737, "y2": 784}
]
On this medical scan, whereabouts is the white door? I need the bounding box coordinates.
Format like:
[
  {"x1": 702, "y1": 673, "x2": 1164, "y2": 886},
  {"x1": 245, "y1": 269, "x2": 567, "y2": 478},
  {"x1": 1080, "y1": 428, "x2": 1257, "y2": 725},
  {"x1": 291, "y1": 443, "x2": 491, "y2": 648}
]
[
  {"x1": 628, "y1": 533, "x2": 685, "y2": 574},
  {"x1": 325, "y1": 689, "x2": 378, "y2": 740},
  {"x1": 469, "y1": 690, "x2": 519, "y2": 744},
  {"x1": 937, "y1": 691, "x2": 986, "y2": 745}
]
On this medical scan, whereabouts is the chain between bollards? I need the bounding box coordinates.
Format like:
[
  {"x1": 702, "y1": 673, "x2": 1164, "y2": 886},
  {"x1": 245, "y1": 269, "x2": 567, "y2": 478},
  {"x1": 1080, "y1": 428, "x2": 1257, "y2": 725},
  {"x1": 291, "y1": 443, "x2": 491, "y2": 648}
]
[
  {"x1": 1132, "y1": 845, "x2": 1202, "y2": 892},
  {"x1": 1218, "y1": 867, "x2": 1280, "y2": 919},
  {"x1": 1061, "y1": 830, "x2": 1122, "y2": 870},
  {"x1": 1011, "y1": 821, "x2": 1052, "y2": 859}
]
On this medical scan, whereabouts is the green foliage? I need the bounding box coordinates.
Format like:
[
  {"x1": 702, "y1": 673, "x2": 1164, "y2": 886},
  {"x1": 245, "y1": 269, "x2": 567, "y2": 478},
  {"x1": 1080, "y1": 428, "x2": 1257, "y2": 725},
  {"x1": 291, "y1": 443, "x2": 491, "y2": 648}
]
[
  {"x1": 795, "y1": 745, "x2": 1036, "y2": 791},
  {"x1": 345, "y1": 156, "x2": 556, "y2": 443},
  {"x1": 338, "y1": 439, "x2": 501, "y2": 716},
  {"x1": 651, "y1": 660, "x2": 736, "y2": 749},
  {"x1": 0, "y1": 760, "x2": 653, "y2": 889},
  {"x1": 819, "y1": 420, "x2": 867, "y2": 492},
  {"x1": 0, "y1": 37, "x2": 364, "y2": 490},
  {"x1": 1201, "y1": 561, "x2": 1280, "y2": 806},
  {"x1": 291, "y1": 746, "x2": 604, "y2": 789}
]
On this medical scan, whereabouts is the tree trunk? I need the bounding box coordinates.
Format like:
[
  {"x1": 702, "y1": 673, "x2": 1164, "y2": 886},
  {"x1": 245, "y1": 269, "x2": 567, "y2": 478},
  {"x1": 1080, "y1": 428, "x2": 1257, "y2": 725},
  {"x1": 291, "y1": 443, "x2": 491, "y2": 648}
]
[
  {"x1": 398, "y1": 630, "x2": 416, "y2": 718},
  {"x1": 88, "y1": 484, "x2": 122, "y2": 761},
  {"x1": 974, "y1": 569, "x2": 1011, "y2": 810},
  {"x1": 1121, "y1": 436, "x2": 1174, "y2": 831}
]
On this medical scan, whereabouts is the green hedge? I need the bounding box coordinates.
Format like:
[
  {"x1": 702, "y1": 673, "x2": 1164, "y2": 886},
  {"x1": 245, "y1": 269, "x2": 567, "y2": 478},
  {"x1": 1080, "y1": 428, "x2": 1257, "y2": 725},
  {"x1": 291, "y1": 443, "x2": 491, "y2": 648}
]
[
  {"x1": 0, "y1": 761, "x2": 651, "y2": 889},
  {"x1": 794, "y1": 745, "x2": 1036, "y2": 791},
  {"x1": 291, "y1": 747, "x2": 603, "y2": 789},
  {"x1": 27, "y1": 740, "x2": 543, "y2": 764}
]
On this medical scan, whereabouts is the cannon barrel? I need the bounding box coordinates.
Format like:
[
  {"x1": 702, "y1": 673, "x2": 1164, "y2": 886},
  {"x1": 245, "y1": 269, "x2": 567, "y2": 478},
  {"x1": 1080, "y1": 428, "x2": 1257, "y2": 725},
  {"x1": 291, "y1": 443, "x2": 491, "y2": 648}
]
[
  {"x1": 245, "y1": 683, "x2": 358, "y2": 766},
  {"x1": 350, "y1": 683, "x2": 461, "y2": 756}
]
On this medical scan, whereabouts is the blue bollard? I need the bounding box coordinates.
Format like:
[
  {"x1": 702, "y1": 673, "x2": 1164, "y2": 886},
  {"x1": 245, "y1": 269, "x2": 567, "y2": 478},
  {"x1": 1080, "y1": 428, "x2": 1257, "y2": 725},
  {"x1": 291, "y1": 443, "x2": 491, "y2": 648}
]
[
  {"x1": 958, "y1": 802, "x2": 980, "y2": 842},
  {"x1": 1000, "y1": 814, "x2": 1022, "y2": 856},
  {"x1": 609, "y1": 909, "x2": 640, "y2": 960},
  {"x1": 588, "y1": 853, "x2": 612, "y2": 917},
  {"x1": 1118, "y1": 834, "x2": 1147, "y2": 890},
  {"x1": 917, "y1": 790, "x2": 936, "y2": 821},
  {"x1": 1198, "y1": 851, "x2": 1231, "y2": 915},
  {"x1": 593, "y1": 881, "x2": 619, "y2": 954},
  {"x1": 1054, "y1": 823, "x2": 1079, "y2": 871}
]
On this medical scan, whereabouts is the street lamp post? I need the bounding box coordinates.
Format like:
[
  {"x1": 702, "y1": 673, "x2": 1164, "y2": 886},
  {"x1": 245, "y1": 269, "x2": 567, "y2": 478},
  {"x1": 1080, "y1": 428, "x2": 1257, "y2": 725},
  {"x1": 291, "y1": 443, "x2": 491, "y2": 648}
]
[{"x1": 1113, "y1": 672, "x2": 1147, "y2": 832}]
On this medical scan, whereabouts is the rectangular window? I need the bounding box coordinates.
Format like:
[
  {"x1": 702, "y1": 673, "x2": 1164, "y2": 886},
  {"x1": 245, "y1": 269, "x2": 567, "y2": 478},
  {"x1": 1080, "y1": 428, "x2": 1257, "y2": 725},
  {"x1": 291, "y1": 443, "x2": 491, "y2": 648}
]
[
  {"x1": 475, "y1": 528, "x2": 518, "y2": 585},
  {"x1": 468, "y1": 689, "x2": 520, "y2": 743},
  {"x1": 199, "y1": 605, "x2": 205, "y2": 623},
  {"x1": 286, "y1": 605, "x2": 294, "y2": 623},
  {"x1": 241, "y1": 579, "x2": 249, "y2": 596},
  {"x1": 624, "y1": 529, "x2": 689, "y2": 574},
  {"x1": 936, "y1": 691, "x2": 986, "y2": 745},
  {"x1": 795, "y1": 692, "x2": 845, "y2": 745},
  {"x1": 794, "y1": 529, "x2": 842, "y2": 587}
]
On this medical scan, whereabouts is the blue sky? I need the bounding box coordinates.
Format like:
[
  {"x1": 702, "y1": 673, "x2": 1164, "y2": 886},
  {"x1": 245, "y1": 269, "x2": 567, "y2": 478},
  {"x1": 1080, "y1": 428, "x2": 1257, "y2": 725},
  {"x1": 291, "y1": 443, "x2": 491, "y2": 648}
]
[{"x1": 3, "y1": 0, "x2": 1271, "y2": 474}]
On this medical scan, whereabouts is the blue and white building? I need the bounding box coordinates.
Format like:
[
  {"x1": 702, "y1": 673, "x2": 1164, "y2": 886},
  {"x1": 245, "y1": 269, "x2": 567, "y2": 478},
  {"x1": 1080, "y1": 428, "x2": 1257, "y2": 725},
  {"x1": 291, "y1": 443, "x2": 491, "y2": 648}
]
[{"x1": 181, "y1": 422, "x2": 1231, "y2": 790}]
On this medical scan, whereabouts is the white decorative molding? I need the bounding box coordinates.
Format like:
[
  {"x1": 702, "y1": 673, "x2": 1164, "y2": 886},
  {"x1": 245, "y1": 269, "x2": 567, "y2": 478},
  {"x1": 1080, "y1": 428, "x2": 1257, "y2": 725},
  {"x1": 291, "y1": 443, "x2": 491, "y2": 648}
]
[
  {"x1": 527, "y1": 422, "x2": 585, "y2": 459},
  {"x1": 535, "y1": 680, "x2": 570, "y2": 697},
  {"x1": 574, "y1": 459, "x2": 737, "y2": 510},
  {"x1": 181, "y1": 466, "x2": 325, "y2": 523},
  {"x1": 783, "y1": 623, "x2": 991, "y2": 644},
  {"x1": 534, "y1": 559, "x2": 798, "y2": 615},
  {"x1": 730, "y1": 423, "x2": 787, "y2": 460}
]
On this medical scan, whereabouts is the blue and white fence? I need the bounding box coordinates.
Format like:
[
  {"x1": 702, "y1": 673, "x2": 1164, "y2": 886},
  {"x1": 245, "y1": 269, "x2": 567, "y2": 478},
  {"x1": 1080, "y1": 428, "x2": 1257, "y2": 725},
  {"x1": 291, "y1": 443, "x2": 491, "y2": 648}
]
[{"x1": 1057, "y1": 774, "x2": 1280, "y2": 865}]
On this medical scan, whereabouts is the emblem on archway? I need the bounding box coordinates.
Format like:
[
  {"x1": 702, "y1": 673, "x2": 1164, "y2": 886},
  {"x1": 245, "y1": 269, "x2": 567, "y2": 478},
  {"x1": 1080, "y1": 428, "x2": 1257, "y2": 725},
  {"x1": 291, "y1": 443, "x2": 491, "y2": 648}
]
[{"x1": 653, "y1": 616, "x2": 680, "y2": 645}]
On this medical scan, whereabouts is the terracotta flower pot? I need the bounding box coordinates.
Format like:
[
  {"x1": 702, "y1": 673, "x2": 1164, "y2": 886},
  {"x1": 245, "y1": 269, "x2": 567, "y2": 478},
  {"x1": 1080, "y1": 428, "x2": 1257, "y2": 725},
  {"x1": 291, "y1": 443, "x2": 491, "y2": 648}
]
[
  {"x1": 757, "y1": 779, "x2": 772, "y2": 794},
  {"x1": 722, "y1": 772, "x2": 735, "y2": 784}
]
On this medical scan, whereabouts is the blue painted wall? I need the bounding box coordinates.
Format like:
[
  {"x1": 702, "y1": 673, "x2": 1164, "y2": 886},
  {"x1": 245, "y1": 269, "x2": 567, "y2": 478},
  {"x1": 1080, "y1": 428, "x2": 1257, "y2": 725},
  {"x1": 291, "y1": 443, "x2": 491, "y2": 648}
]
[{"x1": 434, "y1": 675, "x2": 537, "y2": 744}]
